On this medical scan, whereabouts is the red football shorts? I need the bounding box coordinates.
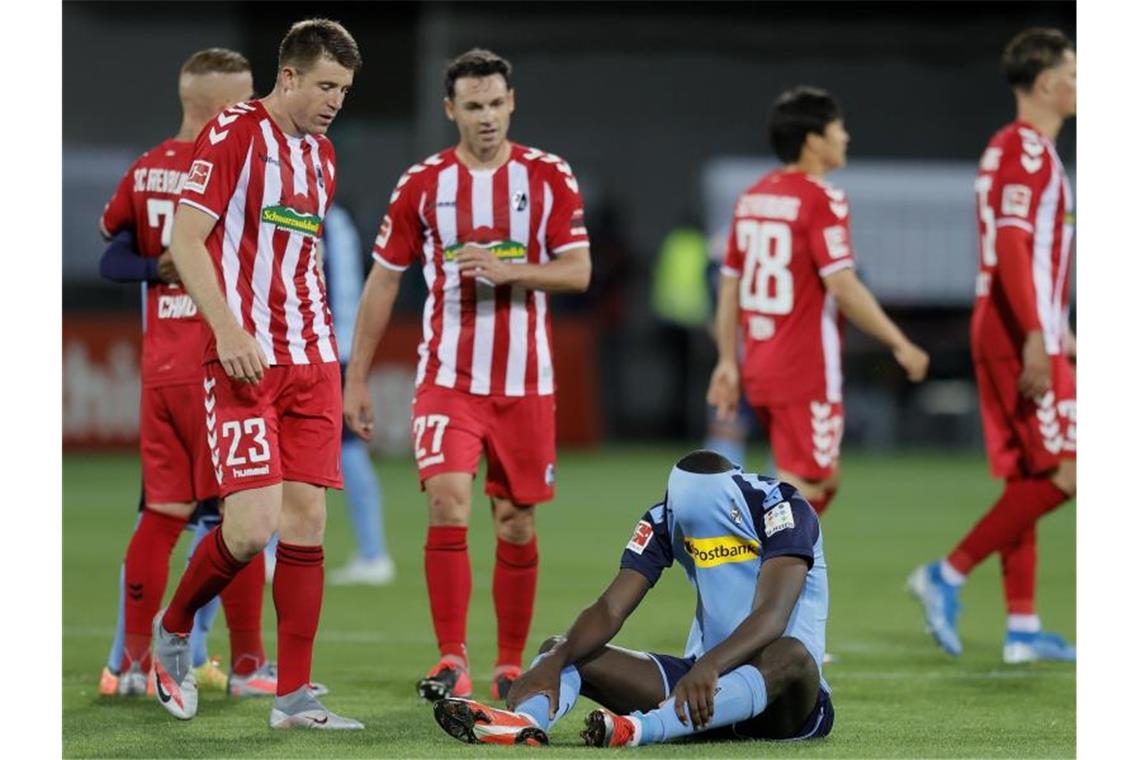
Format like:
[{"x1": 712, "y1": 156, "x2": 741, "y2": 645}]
[
  {"x1": 975, "y1": 354, "x2": 1076, "y2": 479},
  {"x1": 140, "y1": 382, "x2": 218, "y2": 504},
  {"x1": 748, "y1": 397, "x2": 845, "y2": 482},
  {"x1": 204, "y1": 362, "x2": 343, "y2": 498},
  {"x1": 411, "y1": 384, "x2": 557, "y2": 505}
]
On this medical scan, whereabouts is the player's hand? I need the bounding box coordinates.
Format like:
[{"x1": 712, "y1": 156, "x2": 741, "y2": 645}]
[
  {"x1": 706, "y1": 360, "x2": 740, "y2": 422},
  {"x1": 505, "y1": 657, "x2": 562, "y2": 718},
  {"x1": 455, "y1": 246, "x2": 513, "y2": 286},
  {"x1": 215, "y1": 323, "x2": 268, "y2": 384},
  {"x1": 157, "y1": 250, "x2": 181, "y2": 285},
  {"x1": 670, "y1": 659, "x2": 719, "y2": 731},
  {"x1": 343, "y1": 375, "x2": 375, "y2": 442},
  {"x1": 1019, "y1": 331, "x2": 1052, "y2": 399},
  {"x1": 893, "y1": 341, "x2": 930, "y2": 383}
]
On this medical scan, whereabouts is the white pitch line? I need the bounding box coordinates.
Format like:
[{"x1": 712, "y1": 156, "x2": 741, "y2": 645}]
[{"x1": 832, "y1": 670, "x2": 1074, "y2": 681}]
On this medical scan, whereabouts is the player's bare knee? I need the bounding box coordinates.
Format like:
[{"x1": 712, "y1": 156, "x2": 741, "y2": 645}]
[
  {"x1": 1051, "y1": 460, "x2": 1076, "y2": 497},
  {"x1": 493, "y1": 502, "x2": 535, "y2": 544},
  {"x1": 222, "y1": 528, "x2": 271, "y2": 562},
  {"x1": 538, "y1": 635, "x2": 564, "y2": 654},
  {"x1": 751, "y1": 637, "x2": 816, "y2": 693},
  {"x1": 426, "y1": 484, "x2": 471, "y2": 526}
]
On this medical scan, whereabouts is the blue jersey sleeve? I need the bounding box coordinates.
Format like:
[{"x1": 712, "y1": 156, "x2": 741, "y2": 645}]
[
  {"x1": 619, "y1": 502, "x2": 673, "y2": 586},
  {"x1": 735, "y1": 477, "x2": 818, "y2": 569},
  {"x1": 98, "y1": 229, "x2": 159, "y2": 284}
]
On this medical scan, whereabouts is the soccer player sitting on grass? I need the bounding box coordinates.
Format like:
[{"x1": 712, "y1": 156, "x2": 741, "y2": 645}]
[{"x1": 431, "y1": 450, "x2": 833, "y2": 747}]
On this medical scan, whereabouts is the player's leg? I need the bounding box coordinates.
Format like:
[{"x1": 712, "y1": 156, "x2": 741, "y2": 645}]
[
  {"x1": 123, "y1": 386, "x2": 199, "y2": 679},
  {"x1": 433, "y1": 636, "x2": 665, "y2": 746},
  {"x1": 412, "y1": 386, "x2": 485, "y2": 700},
  {"x1": 484, "y1": 392, "x2": 556, "y2": 699},
  {"x1": 769, "y1": 400, "x2": 843, "y2": 515},
  {"x1": 185, "y1": 511, "x2": 226, "y2": 690},
  {"x1": 329, "y1": 432, "x2": 394, "y2": 585},
  {"x1": 590, "y1": 637, "x2": 828, "y2": 747},
  {"x1": 101, "y1": 508, "x2": 143, "y2": 695},
  {"x1": 265, "y1": 362, "x2": 361, "y2": 729},
  {"x1": 909, "y1": 357, "x2": 1075, "y2": 657}
]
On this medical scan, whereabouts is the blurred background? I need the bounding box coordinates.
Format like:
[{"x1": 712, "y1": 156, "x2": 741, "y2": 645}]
[{"x1": 62, "y1": 0, "x2": 1076, "y2": 456}]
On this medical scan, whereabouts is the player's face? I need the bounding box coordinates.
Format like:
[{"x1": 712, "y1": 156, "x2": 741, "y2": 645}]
[
  {"x1": 1045, "y1": 50, "x2": 1077, "y2": 118},
  {"x1": 281, "y1": 56, "x2": 354, "y2": 135},
  {"x1": 445, "y1": 75, "x2": 515, "y2": 155},
  {"x1": 818, "y1": 119, "x2": 850, "y2": 170}
]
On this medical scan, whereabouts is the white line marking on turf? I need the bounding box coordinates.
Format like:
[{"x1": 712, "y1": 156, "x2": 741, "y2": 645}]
[
  {"x1": 835, "y1": 670, "x2": 1074, "y2": 681},
  {"x1": 63, "y1": 626, "x2": 409, "y2": 644}
]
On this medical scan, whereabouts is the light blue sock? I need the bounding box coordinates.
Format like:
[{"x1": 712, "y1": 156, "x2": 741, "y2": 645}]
[
  {"x1": 105, "y1": 563, "x2": 127, "y2": 671},
  {"x1": 514, "y1": 654, "x2": 582, "y2": 731},
  {"x1": 341, "y1": 437, "x2": 387, "y2": 560},
  {"x1": 187, "y1": 517, "x2": 222, "y2": 668},
  {"x1": 634, "y1": 664, "x2": 767, "y2": 745}
]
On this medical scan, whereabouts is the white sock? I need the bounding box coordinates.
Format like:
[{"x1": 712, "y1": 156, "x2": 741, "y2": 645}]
[
  {"x1": 940, "y1": 559, "x2": 966, "y2": 587},
  {"x1": 1007, "y1": 614, "x2": 1042, "y2": 633}
]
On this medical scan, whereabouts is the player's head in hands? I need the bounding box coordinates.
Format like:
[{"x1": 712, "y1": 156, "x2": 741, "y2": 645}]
[
  {"x1": 1003, "y1": 28, "x2": 1075, "y2": 119},
  {"x1": 269, "y1": 18, "x2": 362, "y2": 136},
  {"x1": 769, "y1": 87, "x2": 848, "y2": 175},
  {"x1": 178, "y1": 49, "x2": 254, "y2": 130},
  {"x1": 444, "y1": 48, "x2": 516, "y2": 162}
]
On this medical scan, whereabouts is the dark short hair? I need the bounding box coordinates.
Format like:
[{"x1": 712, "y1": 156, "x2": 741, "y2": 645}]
[
  {"x1": 1002, "y1": 28, "x2": 1074, "y2": 92},
  {"x1": 445, "y1": 48, "x2": 512, "y2": 99},
  {"x1": 279, "y1": 18, "x2": 362, "y2": 73},
  {"x1": 675, "y1": 450, "x2": 735, "y2": 475},
  {"x1": 768, "y1": 86, "x2": 843, "y2": 164},
  {"x1": 180, "y1": 48, "x2": 250, "y2": 77}
]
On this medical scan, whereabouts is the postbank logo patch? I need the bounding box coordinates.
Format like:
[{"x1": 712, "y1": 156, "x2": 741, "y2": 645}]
[
  {"x1": 683, "y1": 535, "x2": 760, "y2": 568},
  {"x1": 262, "y1": 205, "x2": 322, "y2": 236},
  {"x1": 763, "y1": 501, "x2": 795, "y2": 537},
  {"x1": 626, "y1": 520, "x2": 654, "y2": 555}
]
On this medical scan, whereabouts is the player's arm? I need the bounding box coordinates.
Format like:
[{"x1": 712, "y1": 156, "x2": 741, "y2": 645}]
[
  {"x1": 99, "y1": 230, "x2": 160, "y2": 283},
  {"x1": 823, "y1": 268, "x2": 928, "y2": 382},
  {"x1": 504, "y1": 568, "x2": 652, "y2": 715},
  {"x1": 343, "y1": 263, "x2": 404, "y2": 440},
  {"x1": 454, "y1": 245, "x2": 591, "y2": 293},
  {"x1": 992, "y1": 225, "x2": 1050, "y2": 396},
  {"x1": 707, "y1": 271, "x2": 742, "y2": 421},
  {"x1": 169, "y1": 204, "x2": 268, "y2": 383}
]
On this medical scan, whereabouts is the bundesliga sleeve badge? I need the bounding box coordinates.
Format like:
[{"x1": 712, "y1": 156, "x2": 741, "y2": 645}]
[
  {"x1": 626, "y1": 520, "x2": 654, "y2": 554},
  {"x1": 763, "y1": 502, "x2": 795, "y2": 537}
]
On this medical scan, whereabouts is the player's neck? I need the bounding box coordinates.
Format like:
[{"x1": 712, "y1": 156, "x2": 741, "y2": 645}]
[
  {"x1": 1016, "y1": 99, "x2": 1064, "y2": 141},
  {"x1": 261, "y1": 91, "x2": 305, "y2": 138},
  {"x1": 785, "y1": 156, "x2": 828, "y2": 178},
  {"x1": 456, "y1": 140, "x2": 511, "y2": 171},
  {"x1": 174, "y1": 116, "x2": 207, "y2": 143}
]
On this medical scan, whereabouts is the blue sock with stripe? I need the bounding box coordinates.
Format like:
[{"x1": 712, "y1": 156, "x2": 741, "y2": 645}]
[
  {"x1": 514, "y1": 653, "x2": 582, "y2": 731},
  {"x1": 633, "y1": 664, "x2": 767, "y2": 745}
]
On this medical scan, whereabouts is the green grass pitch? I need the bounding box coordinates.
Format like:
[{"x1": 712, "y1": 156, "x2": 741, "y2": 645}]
[{"x1": 63, "y1": 447, "x2": 1075, "y2": 757}]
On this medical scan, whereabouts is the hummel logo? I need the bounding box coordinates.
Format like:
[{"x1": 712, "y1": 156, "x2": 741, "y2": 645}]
[
  {"x1": 208, "y1": 127, "x2": 229, "y2": 145},
  {"x1": 217, "y1": 112, "x2": 240, "y2": 127}
]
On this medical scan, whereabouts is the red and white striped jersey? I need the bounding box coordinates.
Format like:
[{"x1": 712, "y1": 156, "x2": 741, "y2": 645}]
[
  {"x1": 722, "y1": 170, "x2": 856, "y2": 404},
  {"x1": 972, "y1": 121, "x2": 1074, "y2": 359},
  {"x1": 178, "y1": 100, "x2": 339, "y2": 365},
  {"x1": 372, "y1": 144, "x2": 589, "y2": 396},
  {"x1": 101, "y1": 138, "x2": 206, "y2": 388}
]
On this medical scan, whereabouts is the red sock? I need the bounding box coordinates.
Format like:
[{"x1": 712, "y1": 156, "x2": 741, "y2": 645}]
[
  {"x1": 811, "y1": 489, "x2": 836, "y2": 516},
  {"x1": 273, "y1": 542, "x2": 324, "y2": 696},
  {"x1": 221, "y1": 551, "x2": 266, "y2": 676},
  {"x1": 425, "y1": 526, "x2": 471, "y2": 663},
  {"x1": 1000, "y1": 526, "x2": 1037, "y2": 615},
  {"x1": 162, "y1": 527, "x2": 246, "y2": 635},
  {"x1": 493, "y1": 536, "x2": 538, "y2": 668},
  {"x1": 121, "y1": 509, "x2": 188, "y2": 671},
  {"x1": 948, "y1": 477, "x2": 1068, "y2": 575}
]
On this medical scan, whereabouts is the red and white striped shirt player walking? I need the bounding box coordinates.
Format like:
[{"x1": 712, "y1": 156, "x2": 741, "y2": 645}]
[
  {"x1": 153, "y1": 19, "x2": 365, "y2": 730},
  {"x1": 343, "y1": 49, "x2": 591, "y2": 703},
  {"x1": 909, "y1": 28, "x2": 1077, "y2": 664}
]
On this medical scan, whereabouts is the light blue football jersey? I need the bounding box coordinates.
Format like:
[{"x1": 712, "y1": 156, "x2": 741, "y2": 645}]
[{"x1": 620, "y1": 465, "x2": 829, "y2": 693}]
